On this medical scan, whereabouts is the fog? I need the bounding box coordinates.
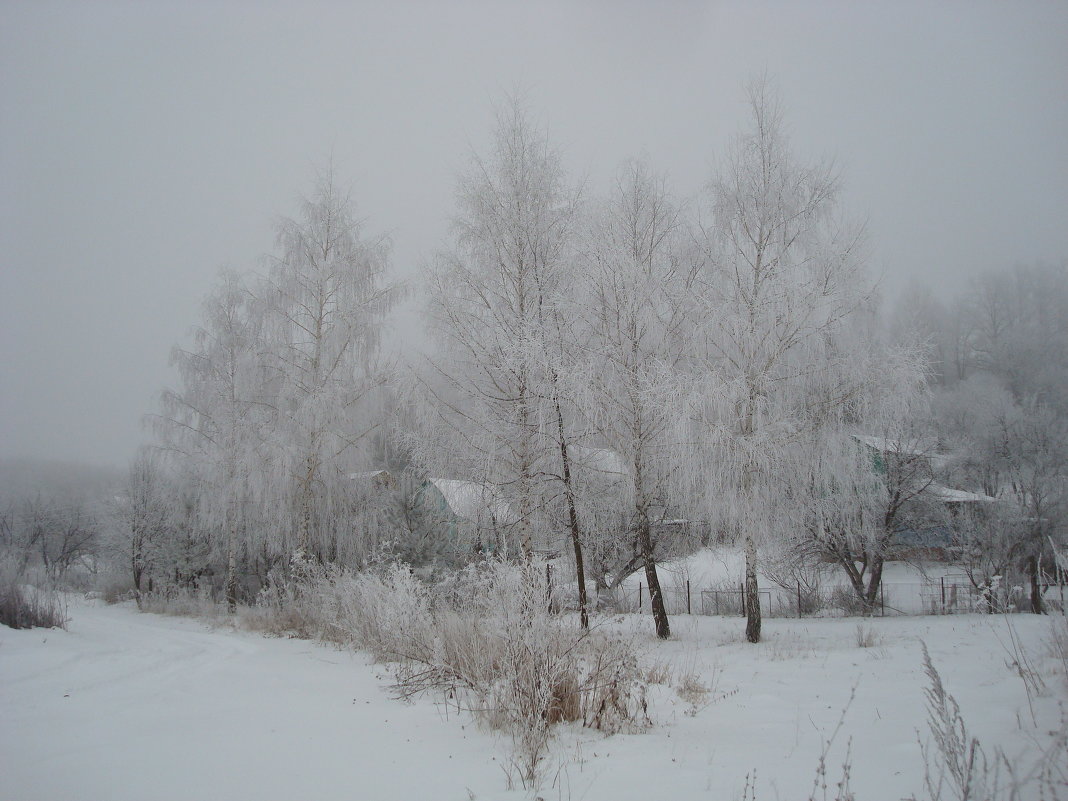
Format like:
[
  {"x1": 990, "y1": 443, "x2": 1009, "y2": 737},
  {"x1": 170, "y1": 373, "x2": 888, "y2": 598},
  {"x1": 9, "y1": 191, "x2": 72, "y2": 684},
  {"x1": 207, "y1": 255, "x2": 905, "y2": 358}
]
[{"x1": 2, "y1": 0, "x2": 1066, "y2": 467}]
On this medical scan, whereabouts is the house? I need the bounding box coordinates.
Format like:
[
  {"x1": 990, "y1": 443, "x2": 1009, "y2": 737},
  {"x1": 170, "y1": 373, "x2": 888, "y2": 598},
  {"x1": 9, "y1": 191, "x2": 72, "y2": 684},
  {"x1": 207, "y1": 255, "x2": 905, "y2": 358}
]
[
  {"x1": 347, "y1": 469, "x2": 397, "y2": 491},
  {"x1": 853, "y1": 433, "x2": 999, "y2": 559},
  {"x1": 414, "y1": 478, "x2": 519, "y2": 556}
]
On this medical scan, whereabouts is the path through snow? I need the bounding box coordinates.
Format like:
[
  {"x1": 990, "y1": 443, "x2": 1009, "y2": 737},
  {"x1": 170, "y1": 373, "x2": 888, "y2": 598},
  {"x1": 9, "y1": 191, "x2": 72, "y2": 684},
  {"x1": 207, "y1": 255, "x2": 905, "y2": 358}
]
[{"x1": 1, "y1": 600, "x2": 503, "y2": 801}]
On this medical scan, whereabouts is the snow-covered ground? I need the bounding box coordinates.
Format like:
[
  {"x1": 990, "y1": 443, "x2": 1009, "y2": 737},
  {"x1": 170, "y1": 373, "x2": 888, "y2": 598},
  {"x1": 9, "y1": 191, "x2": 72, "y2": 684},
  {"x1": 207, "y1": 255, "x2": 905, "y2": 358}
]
[
  {"x1": 0, "y1": 600, "x2": 506, "y2": 801},
  {"x1": 2, "y1": 599, "x2": 1064, "y2": 800}
]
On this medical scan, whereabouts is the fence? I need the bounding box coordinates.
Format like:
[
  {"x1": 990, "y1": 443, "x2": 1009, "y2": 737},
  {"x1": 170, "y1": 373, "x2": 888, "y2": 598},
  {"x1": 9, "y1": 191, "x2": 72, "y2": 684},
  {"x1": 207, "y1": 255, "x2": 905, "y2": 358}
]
[
  {"x1": 618, "y1": 582, "x2": 779, "y2": 617},
  {"x1": 618, "y1": 578, "x2": 1046, "y2": 618}
]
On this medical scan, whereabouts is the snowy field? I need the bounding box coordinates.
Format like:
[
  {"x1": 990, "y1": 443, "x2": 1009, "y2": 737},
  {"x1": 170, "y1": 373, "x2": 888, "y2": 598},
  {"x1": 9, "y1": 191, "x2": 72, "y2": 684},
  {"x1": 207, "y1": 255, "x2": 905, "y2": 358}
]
[{"x1": 2, "y1": 599, "x2": 1065, "y2": 801}]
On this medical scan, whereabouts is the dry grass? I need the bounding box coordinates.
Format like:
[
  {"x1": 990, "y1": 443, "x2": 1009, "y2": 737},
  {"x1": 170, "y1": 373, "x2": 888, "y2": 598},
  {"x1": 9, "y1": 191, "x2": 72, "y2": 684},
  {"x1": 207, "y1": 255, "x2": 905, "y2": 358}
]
[
  {"x1": 854, "y1": 622, "x2": 880, "y2": 648},
  {"x1": 675, "y1": 670, "x2": 710, "y2": 706},
  {"x1": 641, "y1": 659, "x2": 672, "y2": 685},
  {"x1": 266, "y1": 561, "x2": 651, "y2": 790},
  {"x1": 0, "y1": 557, "x2": 67, "y2": 630},
  {"x1": 1046, "y1": 612, "x2": 1068, "y2": 686}
]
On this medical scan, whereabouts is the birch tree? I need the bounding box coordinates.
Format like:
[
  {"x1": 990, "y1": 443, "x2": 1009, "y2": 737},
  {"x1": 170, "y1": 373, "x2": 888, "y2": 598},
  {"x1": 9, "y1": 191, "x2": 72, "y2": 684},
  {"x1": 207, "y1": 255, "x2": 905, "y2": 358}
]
[
  {"x1": 576, "y1": 157, "x2": 689, "y2": 639},
  {"x1": 423, "y1": 97, "x2": 579, "y2": 563},
  {"x1": 156, "y1": 270, "x2": 267, "y2": 608},
  {"x1": 259, "y1": 171, "x2": 402, "y2": 565},
  {"x1": 693, "y1": 78, "x2": 869, "y2": 642}
]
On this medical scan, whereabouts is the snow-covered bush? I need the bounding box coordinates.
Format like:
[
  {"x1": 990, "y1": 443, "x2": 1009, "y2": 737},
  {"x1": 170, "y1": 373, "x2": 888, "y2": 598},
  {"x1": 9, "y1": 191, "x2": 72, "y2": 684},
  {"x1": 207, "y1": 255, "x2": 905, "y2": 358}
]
[
  {"x1": 0, "y1": 553, "x2": 66, "y2": 630},
  {"x1": 300, "y1": 559, "x2": 647, "y2": 787},
  {"x1": 137, "y1": 583, "x2": 223, "y2": 620}
]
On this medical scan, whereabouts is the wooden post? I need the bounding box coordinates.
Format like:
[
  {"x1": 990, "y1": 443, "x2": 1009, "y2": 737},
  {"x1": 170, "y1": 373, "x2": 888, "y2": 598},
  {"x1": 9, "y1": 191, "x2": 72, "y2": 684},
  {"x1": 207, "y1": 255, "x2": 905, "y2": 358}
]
[
  {"x1": 638, "y1": 582, "x2": 643, "y2": 613},
  {"x1": 546, "y1": 562, "x2": 553, "y2": 615},
  {"x1": 740, "y1": 582, "x2": 746, "y2": 618},
  {"x1": 686, "y1": 580, "x2": 691, "y2": 615}
]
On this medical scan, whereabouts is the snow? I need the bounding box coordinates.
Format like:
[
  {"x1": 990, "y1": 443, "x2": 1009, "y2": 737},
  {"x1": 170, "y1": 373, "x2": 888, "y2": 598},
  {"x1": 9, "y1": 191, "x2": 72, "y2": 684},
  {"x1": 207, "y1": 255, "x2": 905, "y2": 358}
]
[
  {"x1": 927, "y1": 482, "x2": 998, "y2": 504},
  {"x1": 852, "y1": 433, "x2": 939, "y2": 458},
  {"x1": 852, "y1": 433, "x2": 954, "y2": 471},
  {"x1": 2, "y1": 599, "x2": 1064, "y2": 800},
  {"x1": 0, "y1": 600, "x2": 506, "y2": 801},
  {"x1": 428, "y1": 478, "x2": 518, "y2": 525}
]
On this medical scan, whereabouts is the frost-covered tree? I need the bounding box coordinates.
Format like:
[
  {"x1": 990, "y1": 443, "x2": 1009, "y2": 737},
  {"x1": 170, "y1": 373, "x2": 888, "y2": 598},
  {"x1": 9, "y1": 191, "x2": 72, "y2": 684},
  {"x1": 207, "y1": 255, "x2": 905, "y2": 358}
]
[
  {"x1": 9, "y1": 494, "x2": 98, "y2": 585},
  {"x1": 156, "y1": 269, "x2": 269, "y2": 607},
  {"x1": 692, "y1": 78, "x2": 870, "y2": 642},
  {"x1": 980, "y1": 403, "x2": 1066, "y2": 613},
  {"x1": 934, "y1": 373, "x2": 1068, "y2": 613},
  {"x1": 574, "y1": 157, "x2": 690, "y2": 639},
  {"x1": 422, "y1": 96, "x2": 579, "y2": 562},
  {"x1": 114, "y1": 448, "x2": 174, "y2": 594},
  {"x1": 259, "y1": 171, "x2": 402, "y2": 565},
  {"x1": 788, "y1": 409, "x2": 939, "y2": 612}
]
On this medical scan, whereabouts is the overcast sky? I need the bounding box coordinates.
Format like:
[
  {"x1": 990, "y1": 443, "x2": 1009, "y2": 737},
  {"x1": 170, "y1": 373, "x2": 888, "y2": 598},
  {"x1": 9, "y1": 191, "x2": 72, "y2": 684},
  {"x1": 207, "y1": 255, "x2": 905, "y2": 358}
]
[{"x1": 2, "y1": 0, "x2": 1066, "y2": 468}]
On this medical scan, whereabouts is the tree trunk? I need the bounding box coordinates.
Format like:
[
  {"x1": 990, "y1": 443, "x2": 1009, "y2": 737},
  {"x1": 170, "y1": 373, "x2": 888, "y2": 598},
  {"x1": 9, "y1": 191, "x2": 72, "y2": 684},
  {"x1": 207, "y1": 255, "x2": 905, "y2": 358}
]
[
  {"x1": 1028, "y1": 555, "x2": 1045, "y2": 614},
  {"x1": 226, "y1": 516, "x2": 238, "y2": 613},
  {"x1": 863, "y1": 554, "x2": 884, "y2": 614},
  {"x1": 131, "y1": 525, "x2": 145, "y2": 593},
  {"x1": 555, "y1": 403, "x2": 588, "y2": 629},
  {"x1": 638, "y1": 510, "x2": 670, "y2": 639},
  {"x1": 296, "y1": 453, "x2": 316, "y2": 562},
  {"x1": 744, "y1": 531, "x2": 761, "y2": 643}
]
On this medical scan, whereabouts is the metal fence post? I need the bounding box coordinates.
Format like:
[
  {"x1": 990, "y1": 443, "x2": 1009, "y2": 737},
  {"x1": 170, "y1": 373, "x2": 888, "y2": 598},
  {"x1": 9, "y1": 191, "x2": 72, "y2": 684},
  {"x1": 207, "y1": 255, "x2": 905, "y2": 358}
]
[
  {"x1": 638, "y1": 582, "x2": 642, "y2": 613},
  {"x1": 797, "y1": 581, "x2": 803, "y2": 619},
  {"x1": 940, "y1": 576, "x2": 946, "y2": 614},
  {"x1": 686, "y1": 580, "x2": 691, "y2": 615},
  {"x1": 740, "y1": 582, "x2": 746, "y2": 618}
]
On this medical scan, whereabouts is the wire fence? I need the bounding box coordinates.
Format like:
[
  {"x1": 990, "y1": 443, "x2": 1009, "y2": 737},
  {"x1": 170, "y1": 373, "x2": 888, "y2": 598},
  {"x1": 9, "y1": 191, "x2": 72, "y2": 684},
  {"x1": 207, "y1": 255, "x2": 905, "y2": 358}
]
[{"x1": 612, "y1": 577, "x2": 1064, "y2": 618}]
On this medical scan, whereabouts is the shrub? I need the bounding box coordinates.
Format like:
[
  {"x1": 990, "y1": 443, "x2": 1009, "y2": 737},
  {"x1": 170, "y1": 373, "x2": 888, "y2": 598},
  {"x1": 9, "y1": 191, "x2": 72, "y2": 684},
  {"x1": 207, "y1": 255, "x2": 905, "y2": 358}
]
[
  {"x1": 854, "y1": 622, "x2": 879, "y2": 648},
  {"x1": 301, "y1": 560, "x2": 648, "y2": 788},
  {"x1": 0, "y1": 556, "x2": 67, "y2": 630},
  {"x1": 829, "y1": 586, "x2": 874, "y2": 617},
  {"x1": 137, "y1": 584, "x2": 224, "y2": 619}
]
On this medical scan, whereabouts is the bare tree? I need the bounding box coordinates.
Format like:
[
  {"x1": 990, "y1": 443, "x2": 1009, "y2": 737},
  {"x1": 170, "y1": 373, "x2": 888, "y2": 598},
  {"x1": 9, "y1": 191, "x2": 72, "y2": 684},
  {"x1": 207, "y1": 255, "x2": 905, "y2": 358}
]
[
  {"x1": 114, "y1": 449, "x2": 175, "y2": 595},
  {"x1": 791, "y1": 416, "x2": 938, "y2": 612},
  {"x1": 934, "y1": 373, "x2": 1068, "y2": 613},
  {"x1": 259, "y1": 170, "x2": 402, "y2": 565},
  {"x1": 421, "y1": 96, "x2": 579, "y2": 563},
  {"x1": 573, "y1": 157, "x2": 689, "y2": 638},
  {"x1": 693, "y1": 77, "x2": 870, "y2": 642},
  {"x1": 156, "y1": 270, "x2": 269, "y2": 608}
]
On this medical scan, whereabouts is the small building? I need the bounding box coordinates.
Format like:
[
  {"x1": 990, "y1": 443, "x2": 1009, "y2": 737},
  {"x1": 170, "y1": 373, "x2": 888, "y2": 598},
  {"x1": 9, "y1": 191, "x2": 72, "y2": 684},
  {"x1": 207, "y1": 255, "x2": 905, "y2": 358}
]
[
  {"x1": 415, "y1": 478, "x2": 519, "y2": 556},
  {"x1": 347, "y1": 469, "x2": 397, "y2": 491}
]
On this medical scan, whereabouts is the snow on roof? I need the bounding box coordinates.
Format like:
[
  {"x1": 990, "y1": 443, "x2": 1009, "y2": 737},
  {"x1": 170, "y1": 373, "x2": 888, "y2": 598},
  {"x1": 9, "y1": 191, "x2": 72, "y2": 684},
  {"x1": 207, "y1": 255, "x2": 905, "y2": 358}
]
[
  {"x1": 853, "y1": 433, "x2": 954, "y2": 470},
  {"x1": 347, "y1": 470, "x2": 396, "y2": 489},
  {"x1": 927, "y1": 483, "x2": 998, "y2": 504},
  {"x1": 853, "y1": 434, "x2": 937, "y2": 457},
  {"x1": 347, "y1": 470, "x2": 391, "y2": 481},
  {"x1": 427, "y1": 478, "x2": 518, "y2": 525}
]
